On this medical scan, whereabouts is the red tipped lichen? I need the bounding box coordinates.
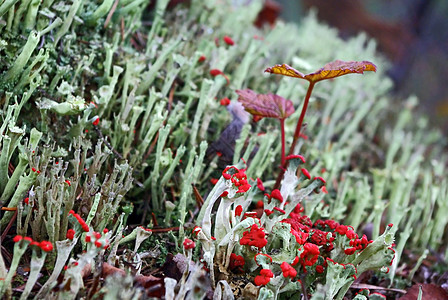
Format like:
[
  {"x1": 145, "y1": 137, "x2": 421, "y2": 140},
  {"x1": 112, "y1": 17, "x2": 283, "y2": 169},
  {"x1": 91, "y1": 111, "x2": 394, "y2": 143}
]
[
  {"x1": 183, "y1": 238, "x2": 195, "y2": 250},
  {"x1": 223, "y1": 35, "x2": 235, "y2": 46}
]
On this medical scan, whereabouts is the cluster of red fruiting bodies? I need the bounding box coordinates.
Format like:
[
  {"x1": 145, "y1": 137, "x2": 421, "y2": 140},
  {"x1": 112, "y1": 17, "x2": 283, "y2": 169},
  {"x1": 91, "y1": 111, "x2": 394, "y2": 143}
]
[
  {"x1": 196, "y1": 163, "x2": 391, "y2": 288},
  {"x1": 229, "y1": 201, "x2": 378, "y2": 286},
  {"x1": 13, "y1": 235, "x2": 53, "y2": 252},
  {"x1": 67, "y1": 210, "x2": 109, "y2": 250}
]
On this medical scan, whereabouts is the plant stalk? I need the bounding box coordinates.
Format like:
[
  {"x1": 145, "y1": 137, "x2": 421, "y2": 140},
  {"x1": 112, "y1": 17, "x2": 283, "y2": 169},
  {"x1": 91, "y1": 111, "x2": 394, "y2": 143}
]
[
  {"x1": 280, "y1": 118, "x2": 286, "y2": 167},
  {"x1": 274, "y1": 81, "x2": 315, "y2": 190}
]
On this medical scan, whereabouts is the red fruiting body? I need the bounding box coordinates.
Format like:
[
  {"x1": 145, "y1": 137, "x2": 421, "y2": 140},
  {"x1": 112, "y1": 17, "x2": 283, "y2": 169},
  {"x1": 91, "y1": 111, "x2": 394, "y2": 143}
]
[
  {"x1": 220, "y1": 191, "x2": 229, "y2": 197},
  {"x1": 336, "y1": 225, "x2": 348, "y2": 235},
  {"x1": 316, "y1": 265, "x2": 325, "y2": 273},
  {"x1": 235, "y1": 205, "x2": 243, "y2": 217},
  {"x1": 39, "y1": 241, "x2": 53, "y2": 252},
  {"x1": 239, "y1": 224, "x2": 267, "y2": 249},
  {"x1": 264, "y1": 209, "x2": 273, "y2": 216},
  {"x1": 210, "y1": 69, "x2": 223, "y2": 76},
  {"x1": 321, "y1": 186, "x2": 328, "y2": 194},
  {"x1": 388, "y1": 223, "x2": 393, "y2": 227},
  {"x1": 103, "y1": 228, "x2": 109, "y2": 233},
  {"x1": 211, "y1": 236, "x2": 216, "y2": 240},
  {"x1": 13, "y1": 235, "x2": 23, "y2": 243},
  {"x1": 223, "y1": 35, "x2": 235, "y2": 46},
  {"x1": 66, "y1": 229, "x2": 76, "y2": 240},
  {"x1": 94, "y1": 240, "x2": 103, "y2": 248},
  {"x1": 198, "y1": 55, "x2": 206, "y2": 63},
  {"x1": 270, "y1": 189, "x2": 283, "y2": 203},
  {"x1": 220, "y1": 97, "x2": 231, "y2": 106},
  {"x1": 346, "y1": 230, "x2": 357, "y2": 239},
  {"x1": 210, "y1": 178, "x2": 219, "y2": 185},
  {"x1": 69, "y1": 210, "x2": 90, "y2": 232},
  {"x1": 94, "y1": 232, "x2": 102, "y2": 239},
  {"x1": 300, "y1": 243, "x2": 320, "y2": 267},
  {"x1": 229, "y1": 253, "x2": 245, "y2": 272},
  {"x1": 254, "y1": 253, "x2": 273, "y2": 265},
  {"x1": 292, "y1": 256, "x2": 300, "y2": 266},
  {"x1": 216, "y1": 151, "x2": 223, "y2": 157},
  {"x1": 65, "y1": 180, "x2": 71, "y2": 186},
  {"x1": 85, "y1": 235, "x2": 91, "y2": 243},
  {"x1": 243, "y1": 212, "x2": 257, "y2": 218},
  {"x1": 193, "y1": 226, "x2": 201, "y2": 236},
  {"x1": 256, "y1": 200, "x2": 264, "y2": 209},
  {"x1": 92, "y1": 117, "x2": 100, "y2": 126},
  {"x1": 183, "y1": 238, "x2": 195, "y2": 250},
  {"x1": 280, "y1": 262, "x2": 297, "y2": 279},
  {"x1": 24, "y1": 197, "x2": 29, "y2": 205},
  {"x1": 31, "y1": 167, "x2": 36, "y2": 172},
  {"x1": 344, "y1": 247, "x2": 357, "y2": 255},
  {"x1": 273, "y1": 207, "x2": 285, "y2": 214},
  {"x1": 291, "y1": 229, "x2": 308, "y2": 245},
  {"x1": 254, "y1": 269, "x2": 274, "y2": 286},
  {"x1": 301, "y1": 168, "x2": 311, "y2": 179},
  {"x1": 314, "y1": 177, "x2": 326, "y2": 184},
  {"x1": 24, "y1": 237, "x2": 32, "y2": 242},
  {"x1": 256, "y1": 178, "x2": 265, "y2": 191},
  {"x1": 209, "y1": 69, "x2": 230, "y2": 85},
  {"x1": 285, "y1": 154, "x2": 305, "y2": 163}
]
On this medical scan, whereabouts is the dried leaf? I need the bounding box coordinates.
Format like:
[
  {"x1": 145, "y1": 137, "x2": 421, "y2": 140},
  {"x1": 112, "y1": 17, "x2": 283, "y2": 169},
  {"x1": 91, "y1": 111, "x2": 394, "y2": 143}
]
[
  {"x1": 235, "y1": 89, "x2": 295, "y2": 120},
  {"x1": 265, "y1": 60, "x2": 376, "y2": 83},
  {"x1": 399, "y1": 283, "x2": 448, "y2": 300}
]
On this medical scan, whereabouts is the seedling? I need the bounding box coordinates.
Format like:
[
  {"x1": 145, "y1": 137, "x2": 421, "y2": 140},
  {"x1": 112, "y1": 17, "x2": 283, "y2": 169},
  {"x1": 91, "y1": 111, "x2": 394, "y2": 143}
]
[{"x1": 264, "y1": 60, "x2": 376, "y2": 188}]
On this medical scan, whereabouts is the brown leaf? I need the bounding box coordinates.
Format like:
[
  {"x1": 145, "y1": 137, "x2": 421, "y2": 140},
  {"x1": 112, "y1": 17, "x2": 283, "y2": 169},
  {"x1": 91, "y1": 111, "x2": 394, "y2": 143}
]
[
  {"x1": 399, "y1": 283, "x2": 448, "y2": 300},
  {"x1": 235, "y1": 89, "x2": 295, "y2": 120},
  {"x1": 264, "y1": 60, "x2": 376, "y2": 83}
]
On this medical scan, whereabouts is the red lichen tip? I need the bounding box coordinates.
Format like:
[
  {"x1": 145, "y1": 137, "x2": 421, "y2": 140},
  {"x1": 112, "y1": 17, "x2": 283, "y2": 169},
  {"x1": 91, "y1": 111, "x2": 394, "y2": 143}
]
[
  {"x1": 183, "y1": 238, "x2": 195, "y2": 250},
  {"x1": 256, "y1": 178, "x2": 265, "y2": 191},
  {"x1": 314, "y1": 176, "x2": 326, "y2": 184},
  {"x1": 13, "y1": 235, "x2": 23, "y2": 243},
  {"x1": 301, "y1": 168, "x2": 311, "y2": 179},
  {"x1": 210, "y1": 69, "x2": 224, "y2": 76},
  {"x1": 280, "y1": 262, "x2": 297, "y2": 279},
  {"x1": 273, "y1": 207, "x2": 286, "y2": 214},
  {"x1": 65, "y1": 179, "x2": 71, "y2": 186},
  {"x1": 220, "y1": 97, "x2": 231, "y2": 106},
  {"x1": 254, "y1": 253, "x2": 273, "y2": 265},
  {"x1": 92, "y1": 117, "x2": 100, "y2": 126},
  {"x1": 235, "y1": 205, "x2": 243, "y2": 217},
  {"x1": 254, "y1": 269, "x2": 274, "y2": 286},
  {"x1": 198, "y1": 55, "x2": 206, "y2": 63},
  {"x1": 388, "y1": 223, "x2": 393, "y2": 227},
  {"x1": 223, "y1": 35, "x2": 235, "y2": 46},
  {"x1": 66, "y1": 229, "x2": 76, "y2": 240},
  {"x1": 270, "y1": 189, "x2": 283, "y2": 203},
  {"x1": 285, "y1": 154, "x2": 306, "y2": 163},
  {"x1": 39, "y1": 241, "x2": 53, "y2": 252}
]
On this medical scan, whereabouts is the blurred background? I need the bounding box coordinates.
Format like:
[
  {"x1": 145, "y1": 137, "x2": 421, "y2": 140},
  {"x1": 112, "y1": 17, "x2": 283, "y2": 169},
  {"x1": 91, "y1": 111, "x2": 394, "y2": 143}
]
[{"x1": 258, "y1": 0, "x2": 448, "y2": 133}]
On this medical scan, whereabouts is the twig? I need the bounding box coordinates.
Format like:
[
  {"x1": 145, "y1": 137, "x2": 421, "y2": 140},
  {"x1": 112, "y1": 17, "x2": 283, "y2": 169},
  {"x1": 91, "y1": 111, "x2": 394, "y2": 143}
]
[
  {"x1": 350, "y1": 283, "x2": 407, "y2": 294},
  {"x1": 1, "y1": 210, "x2": 18, "y2": 242},
  {"x1": 94, "y1": 125, "x2": 124, "y2": 160},
  {"x1": 104, "y1": 0, "x2": 120, "y2": 28}
]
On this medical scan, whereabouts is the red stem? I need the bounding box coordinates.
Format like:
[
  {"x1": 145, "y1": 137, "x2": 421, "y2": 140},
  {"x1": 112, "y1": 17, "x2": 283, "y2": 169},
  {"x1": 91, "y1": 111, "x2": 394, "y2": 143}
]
[
  {"x1": 290, "y1": 81, "x2": 315, "y2": 155},
  {"x1": 280, "y1": 118, "x2": 286, "y2": 167},
  {"x1": 274, "y1": 81, "x2": 316, "y2": 190}
]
